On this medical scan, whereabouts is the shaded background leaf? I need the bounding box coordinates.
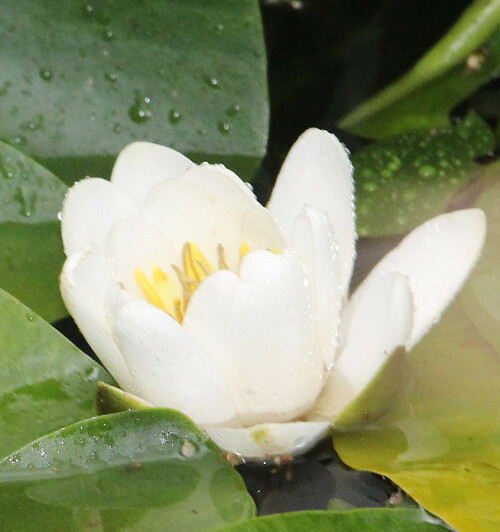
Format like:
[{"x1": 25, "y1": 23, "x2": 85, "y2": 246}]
[
  {"x1": 0, "y1": 0, "x2": 268, "y2": 183},
  {"x1": 339, "y1": 0, "x2": 500, "y2": 138},
  {"x1": 0, "y1": 142, "x2": 67, "y2": 322}
]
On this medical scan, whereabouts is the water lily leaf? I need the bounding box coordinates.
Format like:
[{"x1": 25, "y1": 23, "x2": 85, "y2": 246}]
[
  {"x1": 0, "y1": 142, "x2": 67, "y2": 322},
  {"x1": 461, "y1": 168, "x2": 500, "y2": 356},
  {"x1": 0, "y1": 409, "x2": 255, "y2": 531},
  {"x1": 212, "y1": 508, "x2": 448, "y2": 531},
  {"x1": 1, "y1": 0, "x2": 268, "y2": 183},
  {"x1": 339, "y1": 0, "x2": 500, "y2": 138},
  {"x1": 333, "y1": 172, "x2": 500, "y2": 531},
  {"x1": 0, "y1": 288, "x2": 113, "y2": 459},
  {"x1": 353, "y1": 113, "x2": 495, "y2": 236}
]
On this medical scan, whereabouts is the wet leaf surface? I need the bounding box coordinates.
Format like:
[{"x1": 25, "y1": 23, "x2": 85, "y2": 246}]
[
  {"x1": 353, "y1": 113, "x2": 495, "y2": 236},
  {"x1": 0, "y1": 142, "x2": 67, "y2": 322},
  {"x1": 1, "y1": 0, "x2": 268, "y2": 182},
  {"x1": 212, "y1": 508, "x2": 449, "y2": 532},
  {"x1": 0, "y1": 289, "x2": 113, "y2": 459},
  {"x1": 0, "y1": 409, "x2": 255, "y2": 531}
]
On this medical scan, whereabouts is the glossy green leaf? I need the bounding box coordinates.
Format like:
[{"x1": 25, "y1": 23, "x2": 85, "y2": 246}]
[
  {"x1": 333, "y1": 170, "x2": 500, "y2": 532},
  {"x1": 0, "y1": 142, "x2": 67, "y2": 322},
  {"x1": 0, "y1": 288, "x2": 113, "y2": 459},
  {"x1": 0, "y1": 409, "x2": 255, "y2": 531},
  {"x1": 1, "y1": 0, "x2": 268, "y2": 183},
  {"x1": 212, "y1": 508, "x2": 448, "y2": 532},
  {"x1": 339, "y1": 0, "x2": 500, "y2": 138},
  {"x1": 353, "y1": 113, "x2": 495, "y2": 236}
]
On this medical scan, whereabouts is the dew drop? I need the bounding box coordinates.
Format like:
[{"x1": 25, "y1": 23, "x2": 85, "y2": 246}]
[
  {"x1": 104, "y1": 72, "x2": 119, "y2": 83},
  {"x1": 26, "y1": 312, "x2": 34, "y2": 322},
  {"x1": 39, "y1": 68, "x2": 53, "y2": 82},
  {"x1": 181, "y1": 440, "x2": 197, "y2": 458},
  {"x1": 204, "y1": 76, "x2": 219, "y2": 89},
  {"x1": 9, "y1": 135, "x2": 26, "y2": 147},
  {"x1": 226, "y1": 104, "x2": 241, "y2": 117},
  {"x1": 128, "y1": 94, "x2": 152, "y2": 124},
  {"x1": 419, "y1": 165, "x2": 436, "y2": 178},
  {"x1": 362, "y1": 181, "x2": 377, "y2": 193},
  {"x1": 103, "y1": 29, "x2": 115, "y2": 41},
  {"x1": 218, "y1": 121, "x2": 232, "y2": 135},
  {"x1": 168, "y1": 109, "x2": 182, "y2": 125},
  {"x1": 15, "y1": 186, "x2": 34, "y2": 217}
]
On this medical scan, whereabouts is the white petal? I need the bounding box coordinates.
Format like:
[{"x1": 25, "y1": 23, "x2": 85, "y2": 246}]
[
  {"x1": 199, "y1": 162, "x2": 258, "y2": 202},
  {"x1": 267, "y1": 128, "x2": 356, "y2": 292},
  {"x1": 104, "y1": 217, "x2": 180, "y2": 300},
  {"x1": 61, "y1": 178, "x2": 136, "y2": 255},
  {"x1": 182, "y1": 249, "x2": 323, "y2": 426},
  {"x1": 351, "y1": 209, "x2": 487, "y2": 349},
  {"x1": 205, "y1": 421, "x2": 331, "y2": 459},
  {"x1": 292, "y1": 206, "x2": 342, "y2": 368},
  {"x1": 111, "y1": 299, "x2": 239, "y2": 427},
  {"x1": 111, "y1": 142, "x2": 195, "y2": 206},
  {"x1": 241, "y1": 207, "x2": 286, "y2": 253},
  {"x1": 310, "y1": 272, "x2": 413, "y2": 420},
  {"x1": 60, "y1": 250, "x2": 135, "y2": 390},
  {"x1": 141, "y1": 165, "x2": 259, "y2": 270}
]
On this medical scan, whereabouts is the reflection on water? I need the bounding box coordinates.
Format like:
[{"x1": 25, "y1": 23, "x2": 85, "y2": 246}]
[{"x1": 333, "y1": 166, "x2": 500, "y2": 532}]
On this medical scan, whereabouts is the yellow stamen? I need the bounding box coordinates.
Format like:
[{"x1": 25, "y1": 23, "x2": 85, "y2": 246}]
[
  {"x1": 217, "y1": 244, "x2": 229, "y2": 269},
  {"x1": 240, "y1": 242, "x2": 250, "y2": 259},
  {"x1": 183, "y1": 242, "x2": 214, "y2": 283},
  {"x1": 134, "y1": 269, "x2": 167, "y2": 311},
  {"x1": 174, "y1": 297, "x2": 184, "y2": 323},
  {"x1": 135, "y1": 240, "x2": 277, "y2": 324}
]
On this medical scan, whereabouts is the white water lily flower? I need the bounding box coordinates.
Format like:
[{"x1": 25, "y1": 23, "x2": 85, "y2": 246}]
[{"x1": 60, "y1": 129, "x2": 486, "y2": 459}]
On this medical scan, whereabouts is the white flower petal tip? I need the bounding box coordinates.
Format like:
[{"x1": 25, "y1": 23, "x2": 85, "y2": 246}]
[
  {"x1": 268, "y1": 128, "x2": 356, "y2": 295},
  {"x1": 111, "y1": 141, "x2": 194, "y2": 206},
  {"x1": 310, "y1": 272, "x2": 413, "y2": 421},
  {"x1": 204, "y1": 421, "x2": 331, "y2": 460},
  {"x1": 61, "y1": 178, "x2": 136, "y2": 255},
  {"x1": 352, "y1": 208, "x2": 487, "y2": 350}
]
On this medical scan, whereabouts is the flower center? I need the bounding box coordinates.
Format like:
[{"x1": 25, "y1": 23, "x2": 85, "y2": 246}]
[{"x1": 134, "y1": 241, "x2": 250, "y2": 323}]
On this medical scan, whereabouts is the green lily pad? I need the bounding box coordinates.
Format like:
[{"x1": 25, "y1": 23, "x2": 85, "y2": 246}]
[
  {"x1": 333, "y1": 170, "x2": 500, "y2": 532},
  {"x1": 339, "y1": 0, "x2": 500, "y2": 138},
  {"x1": 0, "y1": 142, "x2": 67, "y2": 322},
  {"x1": 0, "y1": 288, "x2": 113, "y2": 459},
  {"x1": 353, "y1": 112, "x2": 495, "y2": 236},
  {"x1": 212, "y1": 508, "x2": 448, "y2": 531},
  {"x1": 1, "y1": 0, "x2": 268, "y2": 183},
  {"x1": 0, "y1": 409, "x2": 255, "y2": 531}
]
